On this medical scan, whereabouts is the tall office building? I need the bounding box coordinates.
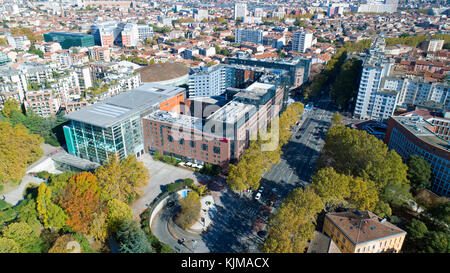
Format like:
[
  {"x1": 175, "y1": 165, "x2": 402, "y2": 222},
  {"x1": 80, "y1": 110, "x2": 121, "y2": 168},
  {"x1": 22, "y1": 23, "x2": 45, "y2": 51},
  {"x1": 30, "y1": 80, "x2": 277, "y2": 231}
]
[
  {"x1": 7, "y1": 35, "x2": 31, "y2": 50},
  {"x1": 194, "y1": 9, "x2": 208, "y2": 22},
  {"x1": 421, "y1": 39, "x2": 444, "y2": 52},
  {"x1": 235, "y1": 29, "x2": 264, "y2": 44},
  {"x1": 234, "y1": 2, "x2": 248, "y2": 20},
  {"x1": 292, "y1": 29, "x2": 313, "y2": 53}
]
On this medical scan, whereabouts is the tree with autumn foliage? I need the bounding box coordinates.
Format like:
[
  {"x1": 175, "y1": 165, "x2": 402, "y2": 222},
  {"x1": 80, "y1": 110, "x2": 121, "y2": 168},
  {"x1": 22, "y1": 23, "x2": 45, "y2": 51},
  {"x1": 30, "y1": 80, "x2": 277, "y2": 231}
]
[
  {"x1": 36, "y1": 183, "x2": 68, "y2": 231},
  {"x1": 95, "y1": 155, "x2": 150, "y2": 203},
  {"x1": 106, "y1": 198, "x2": 133, "y2": 233},
  {"x1": 0, "y1": 121, "x2": 43, "y2": 184},
  {"x1": 57, "y1": 172, "x2": 102, "y2": 234},
  {"x1": 263, "y1": 187, "x2": 323, "y2": 253}
]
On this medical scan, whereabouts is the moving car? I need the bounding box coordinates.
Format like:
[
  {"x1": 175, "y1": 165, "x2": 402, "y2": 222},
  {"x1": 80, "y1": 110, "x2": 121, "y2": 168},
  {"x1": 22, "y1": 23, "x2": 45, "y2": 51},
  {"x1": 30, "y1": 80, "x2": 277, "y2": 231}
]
[{"x1": 255, "y1": 192, "x2": 261, "y2": 200}]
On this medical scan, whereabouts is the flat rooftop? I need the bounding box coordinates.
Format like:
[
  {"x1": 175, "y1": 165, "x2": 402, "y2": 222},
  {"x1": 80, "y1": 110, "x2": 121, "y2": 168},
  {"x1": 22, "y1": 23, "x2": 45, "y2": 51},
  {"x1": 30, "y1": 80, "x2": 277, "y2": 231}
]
[
  {"x1": 393, "y1": 115, "x2": 450, "y2": 151},
  {"x1": 145, "y1": 110, "x2": 203, "y2": 131},
  {"x1": 52, "y1": 151, "x2": 101, "y2": 170},
  {"x1": 234, "y1": 82, "x2": 276, "y2": 100},
  {"x1": 65, "y1": 83, "x2": 185, "y2": 128},
  {"x1": 207, "y1": 100, "x2": 256, "y2": 124}
]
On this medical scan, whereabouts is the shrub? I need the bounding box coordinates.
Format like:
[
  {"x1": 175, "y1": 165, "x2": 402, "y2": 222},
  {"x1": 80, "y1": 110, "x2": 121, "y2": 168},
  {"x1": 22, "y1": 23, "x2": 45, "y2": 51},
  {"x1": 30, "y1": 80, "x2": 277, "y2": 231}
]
[
  {"x1": 36, "y1": 171, "x2": 50, "y2": 179},
  {"x1": 153, "y1": 151, "x2": 162, "y2": 161},
  {"x1": 183, "y1": 178, "x2": 194, "y2": 187},
  {"x1": 0, "y1": 200, "x2": 11, "y2": 211}
]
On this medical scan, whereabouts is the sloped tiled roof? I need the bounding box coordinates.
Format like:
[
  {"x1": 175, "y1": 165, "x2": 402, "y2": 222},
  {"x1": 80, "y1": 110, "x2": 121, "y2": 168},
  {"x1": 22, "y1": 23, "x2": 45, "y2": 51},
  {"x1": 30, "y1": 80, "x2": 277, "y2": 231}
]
[{"x1": 326, "y1": 210, "x2": 406, "y2": 245}]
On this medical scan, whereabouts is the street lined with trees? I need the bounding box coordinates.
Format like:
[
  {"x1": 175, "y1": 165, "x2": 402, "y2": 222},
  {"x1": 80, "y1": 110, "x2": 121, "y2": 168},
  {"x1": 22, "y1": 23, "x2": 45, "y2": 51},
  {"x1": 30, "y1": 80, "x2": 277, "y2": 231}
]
[{"x1": 226, "y1": 102, "x2": 304, "y2": 192}]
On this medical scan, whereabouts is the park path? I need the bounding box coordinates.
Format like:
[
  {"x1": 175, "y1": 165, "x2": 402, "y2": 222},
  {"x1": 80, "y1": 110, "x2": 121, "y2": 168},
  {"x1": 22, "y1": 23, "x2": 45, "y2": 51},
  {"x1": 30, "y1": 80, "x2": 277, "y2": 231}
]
[{"x1": 1, "y1": 144, "x2": 62, "y2": 205}]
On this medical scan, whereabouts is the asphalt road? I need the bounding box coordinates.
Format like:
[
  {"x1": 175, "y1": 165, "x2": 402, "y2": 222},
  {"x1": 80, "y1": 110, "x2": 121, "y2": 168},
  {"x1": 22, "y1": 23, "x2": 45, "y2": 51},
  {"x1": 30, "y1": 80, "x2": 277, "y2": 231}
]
[{"x1": 261, "y1": 96, "x2": 335, "y2": 200}]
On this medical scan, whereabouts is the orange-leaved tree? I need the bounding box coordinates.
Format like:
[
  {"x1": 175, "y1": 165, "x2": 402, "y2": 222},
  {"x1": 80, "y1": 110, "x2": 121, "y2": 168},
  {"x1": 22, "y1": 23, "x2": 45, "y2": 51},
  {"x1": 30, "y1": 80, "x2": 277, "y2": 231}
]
[{"x1": 58, "y1": 171, "x2": 103, "y2": 234}]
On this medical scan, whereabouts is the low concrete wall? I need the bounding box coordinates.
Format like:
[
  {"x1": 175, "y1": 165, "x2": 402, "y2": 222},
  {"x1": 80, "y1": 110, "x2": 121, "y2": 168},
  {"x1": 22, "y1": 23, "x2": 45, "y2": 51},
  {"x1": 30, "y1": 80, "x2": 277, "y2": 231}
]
[
  {"x1": 149, "y1": 189, "x2": 191, "y2": 230},
  {"x1": 27, "y1": 157, "x2": 60, "y2": 174}
]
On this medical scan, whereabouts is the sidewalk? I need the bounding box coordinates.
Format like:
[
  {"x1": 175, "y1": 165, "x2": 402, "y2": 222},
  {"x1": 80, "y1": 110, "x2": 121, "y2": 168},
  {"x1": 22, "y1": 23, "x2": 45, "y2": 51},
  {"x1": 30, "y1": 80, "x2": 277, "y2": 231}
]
[
  {"x1": 190, "y1": 195, "x2": 216, "y2": 232},
  {"x1": 2, "y1": 175, "x2": 45, "y2": 205}
]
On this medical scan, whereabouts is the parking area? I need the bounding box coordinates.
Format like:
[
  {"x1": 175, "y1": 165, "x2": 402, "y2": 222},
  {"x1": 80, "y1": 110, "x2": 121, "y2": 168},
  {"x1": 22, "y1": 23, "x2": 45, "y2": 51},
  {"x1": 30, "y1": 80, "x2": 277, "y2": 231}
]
[{"x1": 131, "y1": 154, "x2": 202, "y2": 217}]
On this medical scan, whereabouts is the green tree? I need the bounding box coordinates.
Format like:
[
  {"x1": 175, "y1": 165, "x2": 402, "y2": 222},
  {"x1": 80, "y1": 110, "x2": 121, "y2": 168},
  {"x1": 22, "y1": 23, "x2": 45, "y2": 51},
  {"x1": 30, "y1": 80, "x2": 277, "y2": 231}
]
[
  {"x1": 115, "y1": 218, "x2": 153, "y2": 253},
  {"x1": 374, "y1": 200, "x2": 392, "y2": 218},
  {"x1": 348, "y1": 177, "x2": 378, "y2": 211},
  {"x1": 427, "y1": 202, "x2": 450, "y2": 226},
  {"x1": 16, "y1": 199, "x2": 41, "y2": 232},
  {"x1": 421, "y1": 231, "x2": 449, "y2": 253},
  {"x1": 1, "y1": 222, "x2": 43, "y2": 253},
  {"x1": 175, "y1": 191, "x2": 201, "y2": 229},
  {"x1": 0, "y1": 237, "x2": 20, "y2": 253},
  {"x1": 89, "y1": 212, "x2": 108, "y2": 243},
  {"x1": 380, "y1": 183, "x2": 413, "y2": 208},
  {"x1": 311, "y1": 167, "x2": 350, "y2": 209},
  {"x1": 405, "y1": 219, "x2": 428, "y2": 243},
  {"x1": 406, "y1": 154, "x2": 432, "y2": 192},
  {"x1": 329, "y1": 58, "x2": 362, "y2": 109},
  {"x1": 331, "y1": 112, "x2": 343, "y2": 125},
  {"x1": 321, "y1": 125, "x2": 409, "y2": 191}
]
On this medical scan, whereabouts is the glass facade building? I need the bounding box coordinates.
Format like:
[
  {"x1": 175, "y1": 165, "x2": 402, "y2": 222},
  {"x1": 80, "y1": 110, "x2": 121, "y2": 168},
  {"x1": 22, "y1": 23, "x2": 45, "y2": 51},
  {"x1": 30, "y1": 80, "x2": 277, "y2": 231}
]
[
  {"x1": 63, "y1": 83, "x2": 186, "y2": 164},
  {"x1": 43, "y1": 32, "x2": 95, "y2": 49},
  {"x1": 64, "y1": 115, "x2": 144, "y2": 164}
]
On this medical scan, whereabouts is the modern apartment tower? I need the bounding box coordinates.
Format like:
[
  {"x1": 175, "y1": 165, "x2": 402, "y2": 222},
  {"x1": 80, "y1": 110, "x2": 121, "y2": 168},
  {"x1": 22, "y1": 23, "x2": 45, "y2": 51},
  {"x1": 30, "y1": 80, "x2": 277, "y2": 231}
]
[
  {"x1": 354, "y1": 38, "x2": 396, "y2": 120},
  {"x1": 235, "y1": 29, "x2": 264, "y2": 45},
  {"x1": 137, "y1": 24, "x2": 154, "y2": 41},
  {"x1": 121, "y1": 22, "x2": 139, "y2": 47},
  {"x1": 234, "y1": 2, "x2": 248, "y2": 20},
  {"x1": 188, "y1": 64, "x2": 235, "y2": 98},
  {"x1": 91, "y1": 21, "x2": 125, "y2": 47},
  {"x1": 292, "y1": 29, "x2": 313, "y2": 53}
]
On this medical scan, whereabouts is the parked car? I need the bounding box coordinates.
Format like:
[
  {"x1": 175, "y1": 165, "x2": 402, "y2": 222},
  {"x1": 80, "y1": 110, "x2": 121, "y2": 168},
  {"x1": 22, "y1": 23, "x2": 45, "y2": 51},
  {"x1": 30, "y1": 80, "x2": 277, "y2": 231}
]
[
  {"x1": 255, "y1": 192, "x2": 261, "y2": 200},
  {"x1": 258, "y1": 186, "x2": 264, "y2": 193}
]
